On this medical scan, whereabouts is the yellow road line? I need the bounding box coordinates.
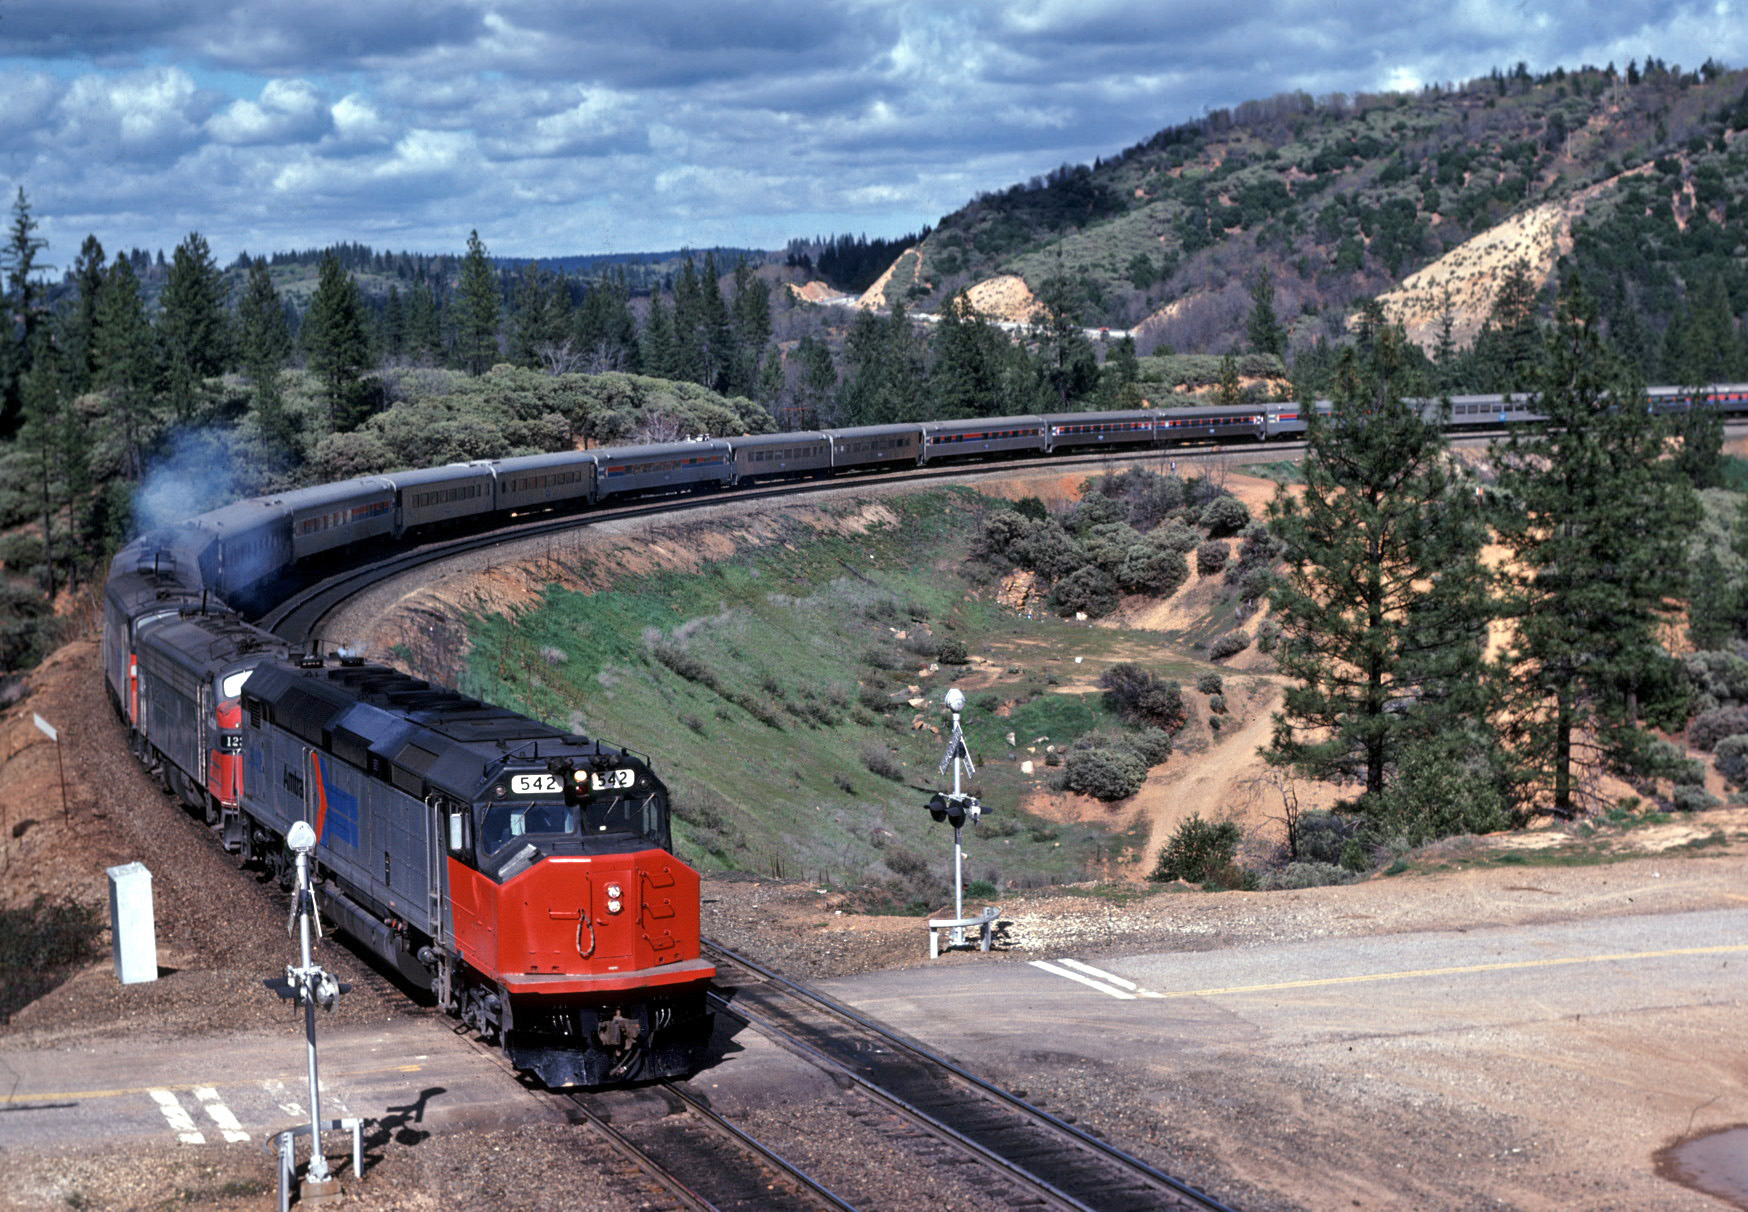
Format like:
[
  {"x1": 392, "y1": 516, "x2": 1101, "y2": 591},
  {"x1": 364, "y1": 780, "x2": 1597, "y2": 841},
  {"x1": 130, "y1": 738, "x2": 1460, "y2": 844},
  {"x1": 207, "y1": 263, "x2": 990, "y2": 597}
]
[
  {"x1": 0, "y1": 1063, "x2": 424, "y2": 1105},
  {"x1": 1154, "y1": 943, "x2": 1748, "y2": 1000}
]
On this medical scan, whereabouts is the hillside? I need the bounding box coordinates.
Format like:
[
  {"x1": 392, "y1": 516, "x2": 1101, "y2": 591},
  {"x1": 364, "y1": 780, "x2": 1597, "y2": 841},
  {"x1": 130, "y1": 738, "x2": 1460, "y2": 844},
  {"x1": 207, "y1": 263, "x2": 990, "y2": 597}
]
[{"x1": 854, "y1": 61, "x2": 1748, "y2": 362}]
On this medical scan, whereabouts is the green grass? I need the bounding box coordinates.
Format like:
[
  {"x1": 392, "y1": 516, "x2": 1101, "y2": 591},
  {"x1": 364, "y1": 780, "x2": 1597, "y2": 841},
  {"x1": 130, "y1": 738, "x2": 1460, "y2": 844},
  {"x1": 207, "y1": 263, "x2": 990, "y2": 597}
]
[{"x1": 462, "y1": 489, "x2": 1183, "y2": 894}]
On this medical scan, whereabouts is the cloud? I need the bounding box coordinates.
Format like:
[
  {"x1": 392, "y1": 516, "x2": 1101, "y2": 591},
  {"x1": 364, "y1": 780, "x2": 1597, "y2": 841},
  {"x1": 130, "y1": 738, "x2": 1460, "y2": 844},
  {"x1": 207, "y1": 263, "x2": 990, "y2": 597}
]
[
  {"x1": 207, "y1": 79, "x2": 331, "y2": 145},
  {"x1": 3, "y1": 0, "x2": 1746, "y2": 261}
]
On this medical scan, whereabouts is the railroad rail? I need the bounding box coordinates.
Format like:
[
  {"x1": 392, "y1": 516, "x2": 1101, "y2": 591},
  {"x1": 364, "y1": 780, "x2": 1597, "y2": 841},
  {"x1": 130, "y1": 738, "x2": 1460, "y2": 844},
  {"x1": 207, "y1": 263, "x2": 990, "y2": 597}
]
[
  {"x1": 703, "y1": 939, "x2": 1239, "y2": 1212},
  {"x1": 569, "y1": 1082, "x2": 859, "y2": 1212}
]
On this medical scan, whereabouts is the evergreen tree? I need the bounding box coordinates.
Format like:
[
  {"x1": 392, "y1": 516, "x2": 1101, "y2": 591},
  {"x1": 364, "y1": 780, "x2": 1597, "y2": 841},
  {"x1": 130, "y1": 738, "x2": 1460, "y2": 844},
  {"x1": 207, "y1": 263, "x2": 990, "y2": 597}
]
[
  {"x1": 93, "y1": 257, "x2": 154, "y2": 479},
  {"x1": 404, "y1": 280, "x2": 443, "y2": 364},
  {"x1": 1471, "y1": 259, "x2": 1543, "y2": 392},
  {"x1": 1494, "y1": 283, "x2": 1697, "y2": 815},
  {"x1": 1031, "y1": 275, "x2": 1098, "y2": 407},
  {"x1": 380, "y1": 285, "x2": 405, "y2": 361},
  {"x1": 931, "y1": 291, "x2": 1014, "y2": 418},
  {"x1": 158, "y1": 231, "x2": 227, "y2": 420},
  {"x1": 1, "y1": 187, "x2": 49, "y2": 439},
  {"x1": 640, "y1": 291, "x2": 678, "y2": 379},
  {"x1": 1265, "y1": 323, "x2": 1492, "y2": 808},
  {"x1": 455, "y1": 230, "x2": 501, "y2": 374},
  {"x1": 507, "y1": 261, "x2": 571, "y2": 368},
  {"x1": 574, "y1": 270, "x2": 639, "y2": 372},
  {"x1": 790, "y1": 334, "x2": 837, "y2": 426},
  {"x1": 1214, "y1": 353, "x2": 1242, "y2": 406},
  {"x1": 238, "y1": 261, "x2": 295, "y2": 456},
  {"x1": 302, "y1": 252, "x2": 372, "y2": 430},
  {"x1": 838, "y1": 303, "x2": 927, "y2": 424},
  {"x1": 61, "y1": 235, "x2": 106, "y2": 394},
  {"x1": 1246, "y1": 272, "x2": 1286, "y2": 358},
  {"x1": 727, "y1": 260, "x2": 772, "y2": 396}
]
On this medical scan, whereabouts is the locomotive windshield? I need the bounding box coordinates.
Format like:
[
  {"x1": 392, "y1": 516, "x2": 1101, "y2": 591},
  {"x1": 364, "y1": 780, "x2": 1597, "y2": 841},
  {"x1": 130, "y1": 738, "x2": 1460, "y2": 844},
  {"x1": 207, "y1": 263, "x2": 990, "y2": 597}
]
[{"x1": 474, "y1": 787, "x2": 671, "y2": 875}]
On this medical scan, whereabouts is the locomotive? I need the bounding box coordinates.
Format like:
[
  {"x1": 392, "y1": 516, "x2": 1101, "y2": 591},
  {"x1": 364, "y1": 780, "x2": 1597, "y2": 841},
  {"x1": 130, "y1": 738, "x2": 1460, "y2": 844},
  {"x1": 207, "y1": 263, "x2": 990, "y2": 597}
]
[{"x1": 102, "y1": 383, "x2": 1748, "y2": 1082}]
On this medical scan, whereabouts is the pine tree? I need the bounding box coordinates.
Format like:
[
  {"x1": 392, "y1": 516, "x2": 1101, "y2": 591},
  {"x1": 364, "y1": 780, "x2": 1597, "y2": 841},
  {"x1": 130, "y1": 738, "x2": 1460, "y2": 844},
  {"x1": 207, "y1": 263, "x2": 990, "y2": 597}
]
[
  {"x1": 158, "y1": 231, "x2": 227, "y2": 420},
  {"x1": 507, "y1": 261, "x2": 571, "y2": 368},
  {"x1": 1246, "y1": 272, "x2": 1286, "y2": 358},
  {"x1": 455, "y1": 230, "x2": 501, "y2": 374},
  {"x1": 1265, "y1": 324, "x2": 1492, "y2": 809},
  {"x1": 238, "y1": 261, "x2": 295, "y2": 456},
  {"x1": 93, "y1": 257, "x2": 154, "y2": 478},
  {"x1": 404, "y1": 280, "x2": 443, "y2": 364},
  {"x1": 1, "y1": 187, "x2": 50, "y2": 439},
  {"x1": 1472, "y1": 260, "x2": 1543, "y2": 391},
  {"x1": 1214, "y1": 353, "x2": 1242, "y2": 406},
  {"x1": 1494, "y1": 283, "x2": 1698, "y2": 815},
  {"x1": 61, "y1": 235, "x2": 106, "y2": 394},
  {"x1": 727, "y1": 260, "x2": 772, "y2": 396},
  {"x1": 1031, "y1": 275, "x2": 1098, "y2": 407},
  {"x1": 640, "y1": 291, "x2": 678, "y2": 379},
  {"x1": 575, "y1": 270, "x2": 639, "y2": 372},
  {"x1": 838, "y1": 304, "x2": 927, "y2": 424},
  {"x1": 302, "y1": 252, "x2": 372, "y2": 430},
  {"x1": 931, "y1": 291, "x2": 1013, "y2": 418}
]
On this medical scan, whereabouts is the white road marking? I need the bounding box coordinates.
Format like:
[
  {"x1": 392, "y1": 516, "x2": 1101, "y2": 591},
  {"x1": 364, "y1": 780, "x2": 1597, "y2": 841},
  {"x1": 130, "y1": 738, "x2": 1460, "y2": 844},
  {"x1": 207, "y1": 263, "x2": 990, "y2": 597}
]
[
  {"x1": 1030, "y1": 960, "x2": 1137, "y2": 1000},
  {"x1": 148, "y1": 1089, "x2": 206, "y2": 1144},
  {"x1": 193, "y1": 1086, "x2": 250, "y2": 1143},
  {"x1": 1057, "y1": 958, "x2": 1166, "y2": 997}
]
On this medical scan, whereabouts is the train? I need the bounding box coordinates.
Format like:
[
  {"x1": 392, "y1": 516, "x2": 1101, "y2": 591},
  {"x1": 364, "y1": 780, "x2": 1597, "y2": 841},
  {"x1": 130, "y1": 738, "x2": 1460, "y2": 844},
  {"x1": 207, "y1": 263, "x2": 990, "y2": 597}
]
[{"x1": 100, "y1": 383, "x2": 1748, "y2": 1084}]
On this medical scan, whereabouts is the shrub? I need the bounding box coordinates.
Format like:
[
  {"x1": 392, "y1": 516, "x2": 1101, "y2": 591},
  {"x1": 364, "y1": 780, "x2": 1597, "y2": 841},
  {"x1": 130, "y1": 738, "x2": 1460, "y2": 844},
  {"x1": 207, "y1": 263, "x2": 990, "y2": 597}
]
[
  {"x1": 1098, "y1": 663, "x2": 1187, "y2": 731},
  {"x1": 1684, "y1": 650, "x2": 1748, "y2": 708},
  {"x1": 1196, "y1": 540, "x2": 1229, "y2": 575},
  {"x1": 1019, "y1": 520, "x2": 1089, "y2": 581},
  {"x1": 861, "y1": 644, "x2": 904, "y2": 670},
  {"x1": 862, "y1": 744, "x2": 906, "y2": 782},
  {"x1": 936, "y1": 638, "x2": 969, "y2": 665},
  {"x1": 857, "y1": 683, "x2": 895, "y2": 712},
  {"x1": 1199, "y1": 494, "x2": 1251, "y2": 537},
  {"x1": 1063, "y1": 747, "x2": 1147, "y2": 800},
  {"x1": 1294, "y1": 811, "x2": 1360, "y2": 865},
  {"x1": 1671, "y1": 783, "x2": 1720, "y2": 812},
  {"x1": 1156, "y1": 519, "x2": 1201, "y2": 553},
  {"x1": 1714, "y1": 735, "x2": 1748, "y2": 787},
  {"x1": 1126, "y1": 728, "x2": 1174, "y2": 767},
  {"x1": 1196, "y1": 672, "x2": 1224, "y2": 695},
  {"x1": 1116, "y1": 540, "x2": 1189, "y2": 596},
  {"x1": 1150, "y1": 813, "x2": 1242, "y2": 883},
  {"x1": 1207, "y1": 693, "x2": 1227, "y2": 714},
  {"x1": 1256, "y1": 617, "x2": 1281, "y2": 653},
  {"x1": 1236, "y1": 564, "x2": 1274, "y2": 602},
  {"x1": 1049, "y1": 565, "x2": 1121, "y2": 618},
  {"x1": 1083, "y1": 522, "x2": 1144, "y2": 574},
  {"x1": 1262, "y1": 861, "x2": 1359, "y2": 890},
  {"x1": 1688, "y1": 706, "x2": 1748, "y2": 752},
  {"x1": 1209, "y1": 632, "x2": 1249, "y2": 660}
]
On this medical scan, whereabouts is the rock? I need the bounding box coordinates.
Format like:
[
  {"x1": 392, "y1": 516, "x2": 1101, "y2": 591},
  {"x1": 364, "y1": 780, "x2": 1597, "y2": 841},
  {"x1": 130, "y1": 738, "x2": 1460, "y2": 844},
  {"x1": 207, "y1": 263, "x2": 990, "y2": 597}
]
[{"x1": 1021, "y1": 760, "x2": 1035, "y2": 775}]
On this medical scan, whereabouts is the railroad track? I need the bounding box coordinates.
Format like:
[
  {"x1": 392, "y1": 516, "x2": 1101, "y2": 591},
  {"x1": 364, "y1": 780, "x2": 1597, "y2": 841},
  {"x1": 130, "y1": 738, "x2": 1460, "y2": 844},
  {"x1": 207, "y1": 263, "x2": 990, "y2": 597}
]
[
  {"x1": 569, "y1": 1081, "x2": 857, "y2": 1212},
  {"x1": 256, "y1": 439, "x2": 1295, "y2": 647},
  {"x1": 702, "y1": 938, "x2": 1239, "y2": 1212}
]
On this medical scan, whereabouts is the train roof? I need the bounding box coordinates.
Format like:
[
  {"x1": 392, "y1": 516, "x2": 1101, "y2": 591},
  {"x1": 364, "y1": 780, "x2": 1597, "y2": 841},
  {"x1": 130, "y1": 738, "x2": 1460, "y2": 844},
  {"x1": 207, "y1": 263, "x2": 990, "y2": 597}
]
[
  {"x1": 242, "y1": 659, "x2": 646, "y2": 802},
  {"x1": 728, "y1": 431, "x2": 829, "y2": 449},
  {"x1": 593, "y1": 439, "x2": 732, "y2": 461},
  {"x1": 822, "y1": 424, "x2": 920, "y2": 440},
  {"x1": 922, "y1": 414, "x2": 1046, "y2": 432},
  {"x1": 274, "y1": 478, "x2": 394, "y2": 510},
  {"x1": 137, "y1": 610, "x2": 287, "y2": 676},
  {"x1": 472, "y1": 451, "x2": 596, "y2": 473},
  {"x1": 376, "y1": 464, "x2": 496, "y2": 489}
]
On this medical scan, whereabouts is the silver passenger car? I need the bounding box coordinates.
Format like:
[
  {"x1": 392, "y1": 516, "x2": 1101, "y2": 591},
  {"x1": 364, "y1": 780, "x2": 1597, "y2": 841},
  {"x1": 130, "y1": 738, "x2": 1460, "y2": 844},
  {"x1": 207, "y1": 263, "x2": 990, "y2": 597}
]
[
  {"x1": 593, "y1": 440, "x2": 733, "y2": 499},
  {"x1": 729, "y1": 432, "x2": 831, "y2": 484},
  {"x1": 920, "y1": 415, "x2": 1047, "y2": 462},
  {"x1": 482, "y1": 451, "x2": 598, "y2": 514},
  {"x1": 382, "y1": 464, "x2": 497, "y2": 533}
]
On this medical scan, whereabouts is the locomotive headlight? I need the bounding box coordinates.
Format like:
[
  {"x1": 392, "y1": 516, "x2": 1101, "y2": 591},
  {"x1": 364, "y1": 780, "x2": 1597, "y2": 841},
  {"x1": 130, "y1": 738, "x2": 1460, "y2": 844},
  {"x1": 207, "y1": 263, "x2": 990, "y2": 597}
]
[
  {"x1": 606, "y1": 883, "x2": 622, "y2": 899},
  {"x1": 607, "y1": 899, "x2": 623, "y2": 914}
]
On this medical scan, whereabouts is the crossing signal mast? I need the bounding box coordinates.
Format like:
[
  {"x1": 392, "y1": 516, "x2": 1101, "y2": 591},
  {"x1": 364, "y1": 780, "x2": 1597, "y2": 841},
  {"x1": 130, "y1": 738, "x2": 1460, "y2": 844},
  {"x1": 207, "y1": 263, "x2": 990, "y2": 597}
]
[{"x1": 924, "y1": 688, "x2": 999, "y2": 956}]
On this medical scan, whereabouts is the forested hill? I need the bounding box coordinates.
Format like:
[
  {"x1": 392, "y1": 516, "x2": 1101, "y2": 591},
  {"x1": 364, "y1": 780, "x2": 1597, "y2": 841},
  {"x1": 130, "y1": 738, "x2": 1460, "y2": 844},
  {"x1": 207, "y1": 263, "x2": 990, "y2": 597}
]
[{"x1": 867, "y1": 59, "x2": 1748, "y2": 375}]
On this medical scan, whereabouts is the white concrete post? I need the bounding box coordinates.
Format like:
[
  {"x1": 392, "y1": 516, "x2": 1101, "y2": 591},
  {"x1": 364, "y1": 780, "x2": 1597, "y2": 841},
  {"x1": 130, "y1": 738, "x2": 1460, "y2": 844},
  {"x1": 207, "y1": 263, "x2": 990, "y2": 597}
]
[{"x1": 106, "y1": 861, "x2": 158, "y2": 985}]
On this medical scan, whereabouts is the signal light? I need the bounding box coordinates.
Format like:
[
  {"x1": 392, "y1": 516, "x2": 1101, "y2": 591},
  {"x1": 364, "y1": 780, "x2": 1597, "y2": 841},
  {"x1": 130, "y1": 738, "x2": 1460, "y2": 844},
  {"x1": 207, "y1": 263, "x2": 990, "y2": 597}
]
[
  {"x1": 926, "y1": 793, "x2": 980, "y2": 827},
  {"x1": 927, "y1": 793, "x2": 948, "y2": 823}
]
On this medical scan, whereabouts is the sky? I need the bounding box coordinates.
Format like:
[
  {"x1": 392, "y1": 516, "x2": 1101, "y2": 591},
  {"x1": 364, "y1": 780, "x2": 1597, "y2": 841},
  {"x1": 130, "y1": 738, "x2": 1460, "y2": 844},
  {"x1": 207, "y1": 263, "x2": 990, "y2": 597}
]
[{"x1": 1, "y1": 0, "x2": 1744, "y2": 267}]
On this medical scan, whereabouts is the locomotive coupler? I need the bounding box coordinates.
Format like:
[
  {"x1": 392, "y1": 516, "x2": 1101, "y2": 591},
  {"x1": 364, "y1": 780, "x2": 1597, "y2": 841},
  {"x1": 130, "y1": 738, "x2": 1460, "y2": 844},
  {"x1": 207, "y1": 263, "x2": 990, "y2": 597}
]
[{"x1": 597, "y1": 1009, "x2": 643, "y2": 1049}]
